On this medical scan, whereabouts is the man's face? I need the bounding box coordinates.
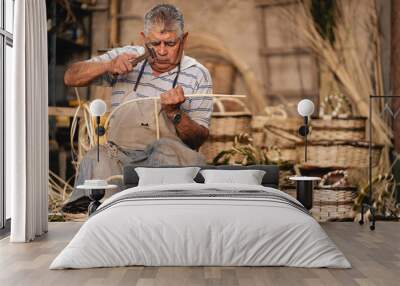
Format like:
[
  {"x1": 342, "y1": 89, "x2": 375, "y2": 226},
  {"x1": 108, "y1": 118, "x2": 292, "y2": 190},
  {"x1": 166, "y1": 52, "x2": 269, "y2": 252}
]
[{"x1": 141, "y1": 27, "x2": 187, "y2": 73}]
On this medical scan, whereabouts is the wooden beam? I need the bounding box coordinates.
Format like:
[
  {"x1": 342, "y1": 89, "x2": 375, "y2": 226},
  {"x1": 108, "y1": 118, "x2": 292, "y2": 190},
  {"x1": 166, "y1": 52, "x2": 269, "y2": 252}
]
[
  {"x1": 109, "y1": 0, "x2": 119, "y2": 47},
  {"x1": 391, "y1": 0, "x2": 400, "y2": 153},
  {"x1": 117, "y1": 14, "x2": 142, "y2": 20}
]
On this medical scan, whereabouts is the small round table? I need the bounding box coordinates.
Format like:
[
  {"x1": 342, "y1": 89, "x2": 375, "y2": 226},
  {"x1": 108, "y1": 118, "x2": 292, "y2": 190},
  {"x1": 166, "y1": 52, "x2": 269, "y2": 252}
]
[
  {"x1": 77, "y1": 184, "x2": 117, "y2": 215},
  {"x1": 289, "y1": 176, "x2": 321, "y2": 210}
]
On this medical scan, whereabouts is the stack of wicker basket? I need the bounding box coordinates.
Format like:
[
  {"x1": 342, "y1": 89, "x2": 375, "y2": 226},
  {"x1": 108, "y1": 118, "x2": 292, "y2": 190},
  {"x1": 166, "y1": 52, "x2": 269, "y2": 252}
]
[
  {"x1": 282, "y1": 183, "x2": 357, "y2": 222},
  {"x1": 297, "y1": 117, "x2": 383, "y2": 168},
  {"x1": 294, "y1": 116, "x2": 383, "y2": 221},
  {"x1": 199, "y1": 98, "x2": 252, "y2": 163},
  {"x1": 263, "y1": 117, "x2": 303, "y2": 162},
  {"x1": 250, "y1": 116, "x2": 303, "y2": 162}
]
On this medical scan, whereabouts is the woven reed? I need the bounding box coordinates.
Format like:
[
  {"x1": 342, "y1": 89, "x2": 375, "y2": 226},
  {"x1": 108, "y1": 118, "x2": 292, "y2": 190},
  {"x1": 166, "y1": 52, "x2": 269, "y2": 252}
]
[
  {"x1": 282, "y1": 186, "x2": 356, "y2": 222},
  {"x1": 311, "y1": 117, "x2": 367, "y2": 129},
  {"x1": 200, "y1": 137, "x2": 235, "y2": 163},
  {"x1": 296, "y1": 141, "x2": 383, "y2": 168},
  {"x1": 309, "y1": 117, "x2": 366, "y2": 141},
  {"x1": 201, "y1": 98, "x2": 252, "y2": 162},
  {"x1": 279, "y1": 147, "x2": 298, "y2": 162},
  {"x1": 265, "y1": 117, "x2": 302, "y2": 132},
  {"x1": 311, "y1": 204, "x2": 354, "y2": 222},
  {"x1": 251, "y1": 116, "x2": 269, "y2": 146},
  {"x1": 252, "y1": 131, "x2": 265, "y2": 146},
  {"x1": 251, "y1": 115, "x2": 270, "y2": 130},
  {"x1": 210, "y1": 115, "x2": 252, "y2": 137}
]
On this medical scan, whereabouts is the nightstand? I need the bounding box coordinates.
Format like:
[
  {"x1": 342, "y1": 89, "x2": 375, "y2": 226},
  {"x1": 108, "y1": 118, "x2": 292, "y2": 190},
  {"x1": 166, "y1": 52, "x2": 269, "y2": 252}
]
[{"x1": 289, "y1": 176, "x2": 321, "y2": 210}]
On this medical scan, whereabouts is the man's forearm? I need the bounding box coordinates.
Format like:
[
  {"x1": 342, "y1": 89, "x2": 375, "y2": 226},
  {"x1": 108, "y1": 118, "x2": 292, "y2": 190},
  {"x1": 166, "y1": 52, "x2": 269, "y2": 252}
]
[
  {"x1": 170, "y1": 112, "x2": 209, "y2": 150},
  {"x1": 64, "y1": 61, "x2": 110, "y2": 87}
]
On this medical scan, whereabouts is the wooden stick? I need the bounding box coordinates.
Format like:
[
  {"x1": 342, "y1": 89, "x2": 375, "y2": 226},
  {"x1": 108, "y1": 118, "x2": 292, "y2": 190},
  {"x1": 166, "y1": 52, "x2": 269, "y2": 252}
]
[
  {"x1": 105, "y1": 94, "x2": 247, "y2": 128},
  {"x1": 154, "y1": 98, "x2": 160, "y2": 140}
]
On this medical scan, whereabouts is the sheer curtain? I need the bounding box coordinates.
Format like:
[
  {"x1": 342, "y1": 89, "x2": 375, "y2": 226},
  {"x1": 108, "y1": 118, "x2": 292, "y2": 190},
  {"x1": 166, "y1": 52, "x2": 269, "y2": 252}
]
[{"x1": 7, "y1": 0, "x2": 48, "y2": 242}]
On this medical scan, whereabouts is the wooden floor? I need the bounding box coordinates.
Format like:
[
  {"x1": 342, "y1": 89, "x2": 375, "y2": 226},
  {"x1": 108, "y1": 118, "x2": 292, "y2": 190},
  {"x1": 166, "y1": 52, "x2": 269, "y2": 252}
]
[{"x1": 0, "y1": 222, "x2": 399, "y2": 286}]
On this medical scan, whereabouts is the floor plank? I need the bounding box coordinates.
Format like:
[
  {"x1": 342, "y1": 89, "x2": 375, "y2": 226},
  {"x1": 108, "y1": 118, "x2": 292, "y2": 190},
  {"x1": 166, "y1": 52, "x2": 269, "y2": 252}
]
[{"x1": 0, "y1": 222, "x2": 399, "y2": 286}]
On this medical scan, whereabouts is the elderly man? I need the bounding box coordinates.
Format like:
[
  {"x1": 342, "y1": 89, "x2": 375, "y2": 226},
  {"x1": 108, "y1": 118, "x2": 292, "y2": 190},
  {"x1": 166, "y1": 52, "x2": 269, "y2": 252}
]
[
  {"x1": 63, "y1": 4, "x2": 213, "y2": 208},
  {"x1": 65, "y1": 4, "x2": 212, "y2": 150}
]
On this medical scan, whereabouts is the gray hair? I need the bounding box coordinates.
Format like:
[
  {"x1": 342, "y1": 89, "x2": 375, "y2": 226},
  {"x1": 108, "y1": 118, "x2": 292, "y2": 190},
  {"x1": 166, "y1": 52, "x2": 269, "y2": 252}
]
[{"x1": 144, "y1": 4, "x2": 184, "y2": 37}]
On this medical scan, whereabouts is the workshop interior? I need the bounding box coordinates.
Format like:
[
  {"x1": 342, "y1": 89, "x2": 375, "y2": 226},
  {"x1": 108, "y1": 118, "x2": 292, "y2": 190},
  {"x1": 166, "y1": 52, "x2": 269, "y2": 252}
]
[{"x1": 1, "y1": 1, "x2": 400, "y2": 285}]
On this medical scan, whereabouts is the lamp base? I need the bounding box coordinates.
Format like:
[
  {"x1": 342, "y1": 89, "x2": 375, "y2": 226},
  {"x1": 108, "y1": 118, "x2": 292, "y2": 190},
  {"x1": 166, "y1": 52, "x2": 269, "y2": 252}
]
[
  {"x1": 296, "y1": 181, "x2": 313, "y2": 210},
  {"x1": 88, "y1": 189, "x2": 105, "y2": 215}
]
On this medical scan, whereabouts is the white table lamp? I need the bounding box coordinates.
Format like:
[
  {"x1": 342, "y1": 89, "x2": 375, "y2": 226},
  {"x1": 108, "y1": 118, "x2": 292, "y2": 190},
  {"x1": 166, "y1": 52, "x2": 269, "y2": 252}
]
[
  {"x1": 89, "y1": 99, "x2": 107, "y2": 162},
  {"x1": 297, "y1": 99, "x2": 315, "y2": 162}
]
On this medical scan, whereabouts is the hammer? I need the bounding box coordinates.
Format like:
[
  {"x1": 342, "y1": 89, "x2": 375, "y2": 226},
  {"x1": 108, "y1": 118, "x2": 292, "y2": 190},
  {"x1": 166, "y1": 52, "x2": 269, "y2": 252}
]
[{"x1": 129, "y1": 43, "x2": 157, "y2": 65}]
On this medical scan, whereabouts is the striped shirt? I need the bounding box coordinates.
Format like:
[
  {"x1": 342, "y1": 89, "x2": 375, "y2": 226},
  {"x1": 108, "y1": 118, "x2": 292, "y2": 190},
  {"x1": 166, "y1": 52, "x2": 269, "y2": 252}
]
[{"x1": 88, "y1": 45, "x2": 213, "y2": 128}]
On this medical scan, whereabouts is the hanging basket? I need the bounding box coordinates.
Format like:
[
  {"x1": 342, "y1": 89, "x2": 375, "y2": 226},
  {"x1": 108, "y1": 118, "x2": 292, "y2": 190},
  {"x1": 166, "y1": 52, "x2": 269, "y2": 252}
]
[
  {"x1": 309, "y1": 117, "x2": 367, "y2": 141},
  {"x1": 296, "y1": 140, "x2": 383, "y2": 168}
]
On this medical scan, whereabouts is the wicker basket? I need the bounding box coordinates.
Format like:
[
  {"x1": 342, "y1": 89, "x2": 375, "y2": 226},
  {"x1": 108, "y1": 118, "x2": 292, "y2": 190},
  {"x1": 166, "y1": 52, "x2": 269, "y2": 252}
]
[
  {"x1": 264, "y1": 118, "x2": 302, "y2": 145},
  {"x1": 279, "y1": 147, "x2": 298, "y2": 162},
  {"x1": 262, "y1": 117, "x2": 302, "y2": 162},
  {"x1": 282, "y1": 186, "x2": 356, "y2": 222},
  {"x1": 251, "y1": 115, "x2": 270, "y2": 130},
  {"x1": 200, "y1": 137, "x2": 234, "y2": 163},
  {"x1": 311, "y1": 204, "x2": 354, "y2": 222},
  {"x1": 296, "y1": 141, "x2": 383, "y2": 168},
  {"x1": 251, "y1": 115, "x2": 269, "y2": 146},
  {"x1": 200, "y1": 98, "x2": 252, "y2": 162},
  {"x1": 209, "y1": 98, "x2": 252, "y2": 137},
  {"x1": 210, "y1": 115, "x2": 252, "y2": 137},
  {"x1": 309, "y1": 117, "x2": 366, "y2": 141}
]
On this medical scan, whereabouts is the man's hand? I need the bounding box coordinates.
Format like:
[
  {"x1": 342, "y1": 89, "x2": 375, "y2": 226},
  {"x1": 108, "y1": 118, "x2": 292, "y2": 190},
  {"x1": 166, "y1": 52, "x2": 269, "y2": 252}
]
[
  {"x1": 160, "y1": 86, "x2": 186, "y2": 118},
  {"x1": 106, "y1": 53, "x2": 137, "y2": 75},
  {"x1": 160, "y1": 85, "x2": 209, "y2": 149}
]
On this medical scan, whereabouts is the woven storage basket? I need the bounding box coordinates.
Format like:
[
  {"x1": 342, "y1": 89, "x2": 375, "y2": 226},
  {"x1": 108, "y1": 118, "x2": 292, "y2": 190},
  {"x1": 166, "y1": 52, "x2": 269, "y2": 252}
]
[
  {"x1": 282, "y1": 186, "x2": 356, "y2": 222},
  {"x1": 264, "y1": 118, "x2": 302, "y2": 147},
  {"x1": 200, "y1": 137, "x2": 234, "y2": 164},
  {"x1": 209, "y1": 98, "x2": 252, "y2": 137},
  {"x1": 251, "y1": 115, "x2": 270, "y2": 130},
  {"x1": 200, "y1": 98, "x2": 252, "y2": 163},
  {"x1": 252, "y1": 132, "x2": 265, "y2": 147},
  {"x1": 279, "y1": 147, "x2": 298, "y2": 162},
  {"x1": 210, "y1": 115, "x2": 252, "y2": 137},
  {"x1": 251, "y1": 115, "x2": 269, "y2": 146},
  {"x1": 309, "y1": 117, "x2": 366, "y2": 141},
  {"x1": 311, "y1": 204, "x2": 354, "y2": 222},
  {"x1": 296, "y1": 141, "x2": 383, "y2": 168},
  {"x1": 263, "y1": 117, "x2": 302, "y2": 162}
]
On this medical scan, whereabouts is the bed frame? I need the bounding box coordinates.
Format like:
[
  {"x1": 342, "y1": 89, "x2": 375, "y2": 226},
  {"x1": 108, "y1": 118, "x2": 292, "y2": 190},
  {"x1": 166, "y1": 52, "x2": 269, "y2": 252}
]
[{"x1": 123, "y1": 165, "x2": 280, "y2": 189}]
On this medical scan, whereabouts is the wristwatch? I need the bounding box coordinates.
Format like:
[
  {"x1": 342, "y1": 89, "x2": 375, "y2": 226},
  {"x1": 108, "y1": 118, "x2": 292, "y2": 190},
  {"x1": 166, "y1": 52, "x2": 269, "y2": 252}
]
[{"x1": 171, "y1": 111, "x2": 182, "y2": 125}]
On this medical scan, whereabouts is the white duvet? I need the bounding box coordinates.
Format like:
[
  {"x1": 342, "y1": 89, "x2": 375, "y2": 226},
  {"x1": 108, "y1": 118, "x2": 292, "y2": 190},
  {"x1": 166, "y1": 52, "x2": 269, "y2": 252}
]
[{"x1": 50, "y1": 183, "x2": 351, "y2": 269}]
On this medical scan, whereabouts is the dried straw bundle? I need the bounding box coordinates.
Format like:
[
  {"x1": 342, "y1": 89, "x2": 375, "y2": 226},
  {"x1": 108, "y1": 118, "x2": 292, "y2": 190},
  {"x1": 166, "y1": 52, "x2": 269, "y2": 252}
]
[
  {"x1": 212, "y1": 133, "x2": 289, "y2": 166},
  {"x1": 70, "y1": 88, "x2": 98, "y2": 173},
  {"x1": 48, "y1": 170, "x2": 74, "y2": 213},
  {"x1": 282, "y1": 0, "x2": 391, "y2": 146}
]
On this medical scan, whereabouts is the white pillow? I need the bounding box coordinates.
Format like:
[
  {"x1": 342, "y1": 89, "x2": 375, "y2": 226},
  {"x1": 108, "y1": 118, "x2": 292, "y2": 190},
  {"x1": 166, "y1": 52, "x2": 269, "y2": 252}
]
[
  {"x1": 135, "y1": 167, "x2": 201, "y2": 186},
  {"x1": 200, "y1": 169, "x2": 266, "y2": 185}
]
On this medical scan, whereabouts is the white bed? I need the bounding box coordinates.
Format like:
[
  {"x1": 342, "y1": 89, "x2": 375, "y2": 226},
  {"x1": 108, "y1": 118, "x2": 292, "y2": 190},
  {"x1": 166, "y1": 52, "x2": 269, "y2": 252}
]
[{"x1": 50, "y1": 183, "x2": 351, "y2": 269}]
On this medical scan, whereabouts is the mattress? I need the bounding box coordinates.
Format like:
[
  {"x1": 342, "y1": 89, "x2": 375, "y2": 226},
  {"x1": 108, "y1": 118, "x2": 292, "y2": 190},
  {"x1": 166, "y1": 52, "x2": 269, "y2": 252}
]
[{"x1": 50, "y1": 183, "x2": 351, "y2": 269}]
